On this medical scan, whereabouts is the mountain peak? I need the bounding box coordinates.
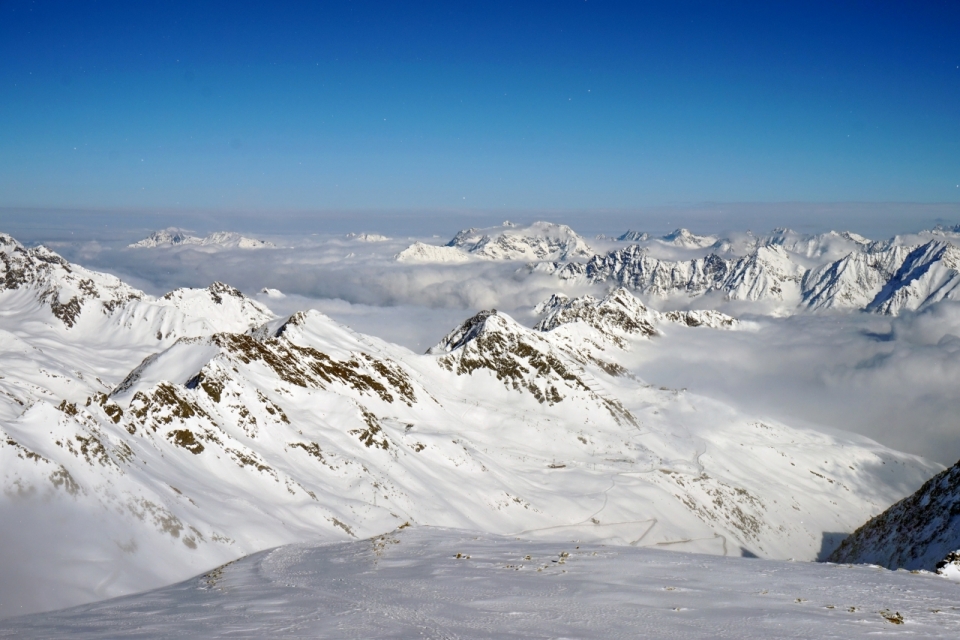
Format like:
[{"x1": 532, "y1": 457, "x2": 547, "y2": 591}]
[{"x1": 426, "y1": 309, "x2": 502, "y2": 354}]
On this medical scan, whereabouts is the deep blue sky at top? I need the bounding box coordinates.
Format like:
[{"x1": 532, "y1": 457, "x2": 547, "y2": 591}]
[{"x1": 1, "y1": 0, "x2": 958, "y2": 213}]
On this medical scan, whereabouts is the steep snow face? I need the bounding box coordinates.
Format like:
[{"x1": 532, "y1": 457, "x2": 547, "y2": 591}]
[
  {"x1": 867, "y1": 241, "x2": 960, "y2": 315},
  {"x1": 801, "y1": 246, "x2": 909, "y2": 311},
  {"x1": 129, "y1": 228, "x2": 275, "y2": 249},
  {"x1": 6, "y1": 528, "x2": 960, "y2": 639},
  {"x1": 616, "y1": 230, "x2": 650, "y2": 242},
  {"x1": 829, "y1": 458, "x2": 960, "y2": 572}
]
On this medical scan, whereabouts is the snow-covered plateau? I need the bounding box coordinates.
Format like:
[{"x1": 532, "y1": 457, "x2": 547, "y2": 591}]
[{"x1": 1, "y1": 224, "x2": 959, "y2": 633}]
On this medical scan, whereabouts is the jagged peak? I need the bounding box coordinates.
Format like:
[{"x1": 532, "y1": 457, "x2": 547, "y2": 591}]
[
  {"x1": 427, "y1": 309, "x2": 506, "y2": 354},
  {"x1": 535, "y1": 287, "x2": 738, "y2": 337},
  {"x1": 617, "y1": 230, "x2": 649, "y2": 242},
  {"x1": 534, "y1": 287, "x2": 657, "y2": 336},
  {"x1": 661, "y1": 228, "x2": 719, "y2": 249},
  {"x1": 0, "y1": 232, "x2": 25, "y2": 251}
]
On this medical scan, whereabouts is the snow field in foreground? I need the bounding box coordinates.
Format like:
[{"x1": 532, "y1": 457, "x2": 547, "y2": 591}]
[{"x1": 2, "y1": 527, "x2": 958, "y2": 639}]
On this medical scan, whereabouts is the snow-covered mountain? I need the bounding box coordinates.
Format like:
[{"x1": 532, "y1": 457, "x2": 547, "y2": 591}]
[
  {"x1": 661, "y1": 228, "x2": 719, "y2": 249},
  {"x1": 616, "y1": 230, "x2": 650, "y2": 242},
  {"x1": 395, "y1": 241, "x2": 472, "y2": 263},
  {"x1": 866, "y1": 241, "x2": 960, "y2": 315},
  {"x1": 0, "y1": 233, "x2": 943, "y2": 616},
  {"x1": 829, "y1": 457, "x2": 960, "y2": 575},
  {"x1": 397, "y1": 220, "x2": 593, "y2": 263},
  {"x1": 556, "y1": 244, "x2": 806, "y2": 306},
  {"x1": 129, "y1": 228, "x2": 276, "y2": 249},
  {"x1": 548, "y1": 228, "x2": 960, "y2": 315}
]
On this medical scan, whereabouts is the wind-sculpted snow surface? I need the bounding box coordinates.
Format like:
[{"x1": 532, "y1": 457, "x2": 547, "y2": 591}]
[
  {"x1": 830, "y1": 458, "x2": 960, "y2": 573},
  {"x1": 0, "y1": 233, "x2": 945, "y2": 617},
  {"x1": 4, "y1": 528, "x2": 960, "y2": 639}
]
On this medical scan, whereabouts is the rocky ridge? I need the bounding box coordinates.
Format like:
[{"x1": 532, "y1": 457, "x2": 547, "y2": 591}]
[{"x1": 829, "y1": 457, "x2": 960, "y2": 574}]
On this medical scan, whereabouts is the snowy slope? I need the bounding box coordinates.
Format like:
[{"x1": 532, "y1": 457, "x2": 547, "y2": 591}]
[
  {"x1": 829, "y1": 457, "x2": 960, "y2": 573},
  {"x1": 395, "y1": 241, "x2": 472, "y2": 263},
  {"x1": 0, "y1": 233, "x2": 946, "y2": 617},
  {"x1": 4, "y1": 527, "x2": 960, "y2": 638},
  {"x1": 661, "y1": 228, "x2": 719, "y2": 249}
]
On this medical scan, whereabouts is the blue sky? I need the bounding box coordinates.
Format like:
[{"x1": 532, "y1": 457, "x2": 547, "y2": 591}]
[{"x1": 1, "y1": 1, "x2": 958, "y2": 213}]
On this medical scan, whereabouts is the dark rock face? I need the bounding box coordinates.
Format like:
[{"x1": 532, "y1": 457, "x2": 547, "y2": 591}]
[{"x1": 829, "y1": 459, "x2": 960, "y2": 570}]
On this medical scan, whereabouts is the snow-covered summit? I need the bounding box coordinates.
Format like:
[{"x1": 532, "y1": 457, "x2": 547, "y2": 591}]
[
  {"x1": 535, "y1": 288, "x2": 737, "y2": 340},
  {"x1": 395, "y1": 241, "x2": 472, "y2": 263},
  {"x1": 661, "y1": 228, "x2": 719, "y2": 249},
  {"x1": 129, "y1": 228, "x2": 275, "y2": 249},
  {"x1": 157, "y1": 282, "x2": 275, "y2": 334},
  {"x1": 616, "y1": 230, "x2": 650, "y2": 242},
  {"x1": 1, "y1": 234, "x2": 145, "y2": 328}
]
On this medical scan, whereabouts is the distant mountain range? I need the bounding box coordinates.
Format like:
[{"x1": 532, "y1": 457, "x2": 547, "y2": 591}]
[
  {"x1": 392, "y1": 221, "x2": 960, "y2": 315},
  {"x1": 129, "y1": 228, "x2": 276, "y2": 249}
]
